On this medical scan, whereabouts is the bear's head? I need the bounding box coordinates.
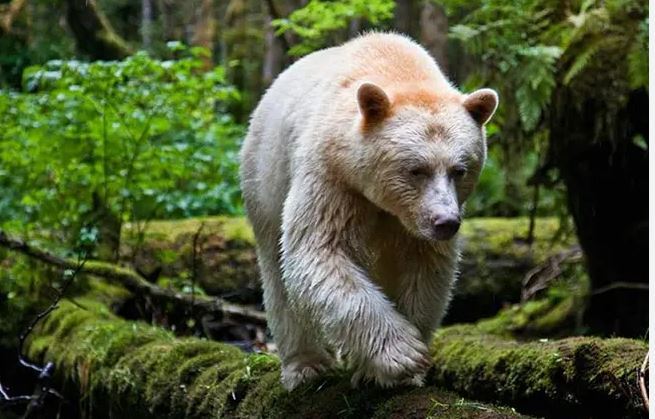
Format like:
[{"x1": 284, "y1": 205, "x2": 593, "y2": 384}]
[{"x1": 352, "y1": 82, "x2": 498, "y2": 242}]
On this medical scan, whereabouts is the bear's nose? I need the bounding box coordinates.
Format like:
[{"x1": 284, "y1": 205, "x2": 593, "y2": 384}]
[{"x1": 433, "y1": 216, "x2": 461, "y2": 240}]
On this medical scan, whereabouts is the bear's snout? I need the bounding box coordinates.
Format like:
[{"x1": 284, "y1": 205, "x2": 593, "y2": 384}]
[{"x1": 432, "y1": 215, "x2": 461, "y2": 240}]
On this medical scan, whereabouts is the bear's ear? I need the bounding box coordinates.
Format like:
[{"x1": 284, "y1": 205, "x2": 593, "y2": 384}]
[
  {"x1": 357, "y1": 82, "x2": 391, "y2": 125},
  {"x1": 463, "y1": 88, "x2": 499, "y2": 126}
]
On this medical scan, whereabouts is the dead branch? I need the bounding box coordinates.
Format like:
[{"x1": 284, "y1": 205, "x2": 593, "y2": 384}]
[
  {"x1": 591, "y1": 281, "x2": 649, "y2": 296},
  {"x1": 638, "y1": 352, "x2": 649, "y2": 412},
  {"x1": 521, "y1": 246, "x2": 583, "y2": 301},
  {"x1": 0, "y1": 230, "x2": 267, "y2": 326}
]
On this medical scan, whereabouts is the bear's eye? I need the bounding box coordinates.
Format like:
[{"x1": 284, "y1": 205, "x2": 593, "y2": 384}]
[
  {"x1": 450, "y1": 166, "x2": 467, "y2": 179},
  {"x1": 408, "y1": 166, "x2": 431, "y2": 179}
]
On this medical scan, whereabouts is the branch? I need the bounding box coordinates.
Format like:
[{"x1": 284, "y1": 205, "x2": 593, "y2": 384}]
[
  {"x1": 521, "y1": 246, "x2": 583, "y2": 301},
  {"x1": 638, "y1": 352, "x2": 649, "y2": 412},
  {"x1": 64, "y1": 0, "x2": 132, "y2": 60},
  {"x1": 591, "y1": 281, "x2": 649, "y2": 296},
  {"x1": 0, "y1": 230, "x2": 267, "y2": 326}
]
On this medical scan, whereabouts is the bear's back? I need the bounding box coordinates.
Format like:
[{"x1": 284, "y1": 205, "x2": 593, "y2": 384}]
[{"x1": 240, "y1": 33, "x2": 455, "y2": 232}]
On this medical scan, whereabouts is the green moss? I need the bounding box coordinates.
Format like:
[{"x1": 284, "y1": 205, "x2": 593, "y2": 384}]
[
  {"x1": 475, "y1": 294, "x2": 579, "y2": 338},
  {"x1": 24, "y1": 299, "x2": 531, "y2": 418},
  {"x1": 119, "y1": 216, "x2": 584, "y2": 322},
  {"x1": 120, "y1": 216, "x2": 258, "y2": 295},
  {"x1": 123, "y1": 216, "x2": 255, "y2": 245},
  {"x1": 373, "y1": 387, "x2": 527, "y2": 419},
  {"x1": 449, "y1": 217, "x2": 586, "y2": 323},
  {"x1": 430, "y1": 324, "x2": 647, "y2": 418},
  {"x1": 460, "y1": 217, "x2": 573, "y2": 261}
]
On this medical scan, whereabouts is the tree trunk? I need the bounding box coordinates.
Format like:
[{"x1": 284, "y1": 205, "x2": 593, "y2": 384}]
[
  {"x1": 262, "y1": 15, "x2": 284, "y2": 87},
  {"x1": 65, "y1": 0, "x2": 132, "y2": 60},
  {"x1": 419, "y1": 1, "x2": 448, "y2": 72},
  {"x1": 192, "y1": 0, "x2": 216, "y2": 68},
  {"x1": 24, "y1": 301, "x2": 528, "y2": 419},
  {"x1": 86, "y1": 191, "x2": 122, "y2": 262},
  {"x1": 23, "y1": 297, "x2": 646, "y2": 418},
  {"x1": 550, "y1": 85, "x2": 648, "y2": 338},
  {"x1": 141, "y1": 0, "x2": 153, "y2": 51},
  {"x1": 431, "y1": 325, "x2": 648, "y2": 419},
  {"x1": 393, "y1": 0, "x2": 420, "y2": 39}
]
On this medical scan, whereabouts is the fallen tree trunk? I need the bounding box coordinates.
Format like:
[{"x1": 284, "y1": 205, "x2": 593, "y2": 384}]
[
  {"x1": 22, "y1": 293, "x2": 647, "y2": 418},
  {"x1": 121, "y1": 216, "x2": 583, "y2": 321},
  {"x1": 25, "y1": 300, "x2": 527, "y2": 419},
  {"x1": 0, "y1": 230, "x2": 266, "y2": 326},
  {"x1": 430, "y1": 325, "x2": 648, "y2": 419}
]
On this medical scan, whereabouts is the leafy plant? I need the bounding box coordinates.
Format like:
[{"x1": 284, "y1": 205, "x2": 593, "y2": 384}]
[
  {"x1": 273, "y1": 0, "x2": 395, "y2": 56},
  {"x1": 0, "y1": 44, "x2": 244, "y2": 256}
]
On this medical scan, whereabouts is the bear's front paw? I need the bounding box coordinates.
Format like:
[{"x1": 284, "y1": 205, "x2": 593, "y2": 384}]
[
  {"x1": 280, "y1": 353, "x2": 333, "y2": 391},
  {"x1": 350, "y1": 331, "x2": 431, "y2": 388}
]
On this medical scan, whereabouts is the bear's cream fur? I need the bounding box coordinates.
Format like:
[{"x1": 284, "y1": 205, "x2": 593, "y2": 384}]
[{"x1": 240, "y1": 32, "x2": 498, "y2": 390}]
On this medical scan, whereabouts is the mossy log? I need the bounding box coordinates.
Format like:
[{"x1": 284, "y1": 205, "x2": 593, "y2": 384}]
[
  {"x1": 121, "y1": 217, "x2": 258, "y2": 298},
  {"x1": 122, "y1": 216, "x2": 582, "y2": 321},
  {"x1": 0, "y1": 229, "x2": 266, "y2": 325},
  {"x1": 23, "y1": 291, "x2": 647, "y2": 418},
  {"x1": 25, "y1": 300, "x2": 528, "y2": 419},
  {"x1": 430, "y1": 325, "x2": 648, "y2": 419}
]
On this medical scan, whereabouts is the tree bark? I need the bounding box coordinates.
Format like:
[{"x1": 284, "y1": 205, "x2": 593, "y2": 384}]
[
  {"x1": 23, "y1": 297, "x2": 646, "y2": 418},
  {"x1": 262, "y1": 15, "x2": 284, "y2": 87},
  {"x1": 393, "y1": 0, "x2": 420, "y2": 38},
  {"x1": 550, "y1": 86, "x2": 648, "y2": 337},
  {"x1": 419, "y1": 1, "x2": 448, "y2": 72},
  {"x1": 0, "y1": 229, "x2": 267, "y2": 325},
  {"x1": 141, "y1": 0, "x2": 153, "y2": 51},
  {"x1": 65, "y1": 0, "x2": 132, "y2": 60},
  {"x1": 192, "y1": 0, "x2": 216, "y2": 68}
]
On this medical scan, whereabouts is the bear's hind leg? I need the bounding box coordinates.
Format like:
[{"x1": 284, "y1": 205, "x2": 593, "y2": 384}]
[{"x1": 256, "y1": 237, "x2": 334, "y2": 390}]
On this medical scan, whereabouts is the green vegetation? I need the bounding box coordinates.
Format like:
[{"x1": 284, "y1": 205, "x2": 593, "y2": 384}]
[
  {"x1": 0, "y1": 44, "x2": 243, "y2": 259},
  {"x1": 0, "y1": 0, "x2": 647, "y2": 417},
  {"x1": 430, "y1": 325, "x2": 647, "y2": 419},
  {"x1": 273, "y1": 0, "x2": 396, "y2": 56},
  {"x1": 25, "y1": 299, "x2": 530, "y2": 419}
]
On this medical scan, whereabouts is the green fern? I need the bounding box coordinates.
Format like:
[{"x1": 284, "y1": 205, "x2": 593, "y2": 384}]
[
  {"x1": 627, "y1": 18, "x2": 648, "y2": 90},
  {"x1": 562, "y1": 38, "x2": 602, "y2": 85}
]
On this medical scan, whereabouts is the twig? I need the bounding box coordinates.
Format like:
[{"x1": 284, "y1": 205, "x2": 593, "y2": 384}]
[
  {"x1": 0, "y1": 254, "x2": 85, "y2": 416},
  {"x1": 521, "y1": 246, "x2": 582, "y2": 301},
  {"x1": 591, "y1": 282, "x2": 649, "y2": 296},
  {"x1": 190, "y1": 221, "x2": 206, "y2": 307},
  {"x1": 526, "y1": 184, "x2": 540, "y2": 245},
  {"x1": 638, "y1": 352, "x2": 649, "y2": 411},
  {"x1": 0, "y1": 229, "x2": 267, "y2": 326},
  {"x1": 18, "y1": 255, "x2": 87, "y2": 372}
]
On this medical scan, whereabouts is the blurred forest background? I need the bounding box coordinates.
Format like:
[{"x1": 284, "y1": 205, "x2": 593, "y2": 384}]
[{"x1": 0, "y1": 0, "x2": 649, "y2": 418}]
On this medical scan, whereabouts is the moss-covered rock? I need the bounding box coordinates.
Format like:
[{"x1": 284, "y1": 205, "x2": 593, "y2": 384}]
[
  {"x1": 430, "y1": 324, "x2": 648, "y2": 419},
  {"x1": 25, "y1": 301, "x2": 529, "y2": 419}
]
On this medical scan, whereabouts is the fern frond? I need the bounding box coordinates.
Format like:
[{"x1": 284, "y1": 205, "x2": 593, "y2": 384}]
[{"x1": 563, "y1": 38, "x2": 602, "y2": 85}]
